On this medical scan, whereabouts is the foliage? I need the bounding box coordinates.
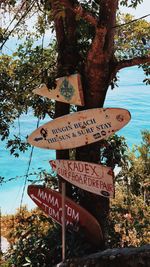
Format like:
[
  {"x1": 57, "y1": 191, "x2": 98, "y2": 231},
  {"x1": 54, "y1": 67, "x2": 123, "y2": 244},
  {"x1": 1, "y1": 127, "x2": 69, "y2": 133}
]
[
  {"x1": 0, "y1": 40, "x2": 56, "y2": 154},
  {"x1": 119, "y1": 0, "x2": 144, "y2": 8},
  {"x1": 115, "y1": 14, "x2": 150, "y2": 60},
  {"x1": 99, "y1": 135, "x2": 129, "y2": 169},
  {"x1": 142, "y1": 64, "x2": 150, "y2": 85},
  {"x1": 107, "y1": 131, "x2": 150, "y2": 248},
  {"x1": 108, "y1": 186, "x2": 150, "y2": 248},
  {"x1": 0, "y1": 0, "x2": 150, "y2": 264},
  {"x1": 117, "y1": 130, "x2": 150, "y2": 196},
  {"x1": 1, "y1": 188, "x2": 150, "y2": 266},
  {"x1": 1, "y1": 207, "x2": 95, "y2": 266}
]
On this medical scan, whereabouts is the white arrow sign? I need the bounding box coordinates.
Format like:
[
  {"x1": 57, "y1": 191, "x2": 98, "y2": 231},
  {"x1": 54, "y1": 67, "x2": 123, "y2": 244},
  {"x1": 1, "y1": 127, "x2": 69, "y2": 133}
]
[{"x1": 50, "y1": 160, "x2": 114, "y2": 197}]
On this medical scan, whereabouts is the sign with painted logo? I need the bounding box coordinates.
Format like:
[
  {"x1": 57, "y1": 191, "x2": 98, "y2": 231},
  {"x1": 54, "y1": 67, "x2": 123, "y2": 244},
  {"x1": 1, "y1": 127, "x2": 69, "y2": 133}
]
[
  {"x1": 28, "y1": 185, "x2": 103, "y2": 245},
  {"x1": 33, "y1": 74, "x2": 84, "y2": 106},
  {"x1": 28, "y1": 108, "x2": 131, "y2": 150},
  {"x1": 50, "y1": 160, "x2": 114, "y2": 198}
]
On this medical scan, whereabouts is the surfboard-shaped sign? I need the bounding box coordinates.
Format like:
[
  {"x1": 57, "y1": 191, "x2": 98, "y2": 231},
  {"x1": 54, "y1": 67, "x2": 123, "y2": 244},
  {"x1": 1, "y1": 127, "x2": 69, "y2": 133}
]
[
  {"x1": 27, "y1": 108, "x2": 131, "y2": 150},
  {"x1": 28, "y1": 185, "x2": 103, "y2": 245},
  {"x1": 50, "y1": 160, "x2": 114, "y2": 198},
  {"x1": 33, "y1": 74, "x2": 84, "y2": 106}
]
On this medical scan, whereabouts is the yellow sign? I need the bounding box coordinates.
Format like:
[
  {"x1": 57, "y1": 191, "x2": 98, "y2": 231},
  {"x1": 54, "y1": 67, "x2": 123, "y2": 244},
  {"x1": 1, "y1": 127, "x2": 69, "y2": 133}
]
[{"x1": 28, "y1": 108, "x2": 131, "y2": 150}]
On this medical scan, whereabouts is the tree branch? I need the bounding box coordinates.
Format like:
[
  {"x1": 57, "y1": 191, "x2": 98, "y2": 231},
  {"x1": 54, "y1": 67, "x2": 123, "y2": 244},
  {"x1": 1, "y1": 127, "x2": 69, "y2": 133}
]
[
  {"x1": 113, "y1": 13, "x2": 150, "y2": 29},
  {"x1": 98, "y1": 0, "x2": 119, "y2": 53},
  {"x1": 64, "y1": 0, "x2": 80, "y2": 73},
  {"x1": 60, "y1": 0, "x2": 98, "y2": 26},
  {"x1": 51, "y1": 1, "x2": 66, "y2": 76},
  {"x1": 87, "y1": 26, "x2": 107, "y2": 63},
  {"x1": 74, "y1": 5, "x2": 98, "y2": 26},
  {"x1": 116, "y1": 56, "x2": 150, "y2": 71}
]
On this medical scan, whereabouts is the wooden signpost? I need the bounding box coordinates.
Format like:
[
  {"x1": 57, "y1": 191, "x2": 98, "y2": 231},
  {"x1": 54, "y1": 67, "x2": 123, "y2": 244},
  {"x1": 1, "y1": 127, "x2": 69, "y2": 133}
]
[
  {"x1": 27, "y1": 107, "x2": 131, "y2": 150},
  {"x1": 33, "y1": 74, "x2": 84, "y2": 106},
  {"x1": 27, "y1": 185, "x2": 103, "y2": 245},
  {"x1": 27, "y1": 68, "x2": 131, "y2": 263},
  {"x1": 50, "y1": 160, "x2": 114, "y2": 198}
]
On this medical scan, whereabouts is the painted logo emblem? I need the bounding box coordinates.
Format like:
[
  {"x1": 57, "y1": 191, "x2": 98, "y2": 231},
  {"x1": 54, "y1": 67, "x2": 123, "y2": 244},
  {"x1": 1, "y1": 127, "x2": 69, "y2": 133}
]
[{"x1": 59, "y1": 78, "x2": 75, "y2": 101}]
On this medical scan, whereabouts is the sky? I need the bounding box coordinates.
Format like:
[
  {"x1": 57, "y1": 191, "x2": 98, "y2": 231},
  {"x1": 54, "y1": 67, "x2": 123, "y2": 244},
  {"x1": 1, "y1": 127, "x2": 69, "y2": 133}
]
[
  {"x1": 0, "y1": 1, "x2": 150, "y2": 215},
  {"x1": 119, "y1": 0, "x2": 150, "y2": 22}
]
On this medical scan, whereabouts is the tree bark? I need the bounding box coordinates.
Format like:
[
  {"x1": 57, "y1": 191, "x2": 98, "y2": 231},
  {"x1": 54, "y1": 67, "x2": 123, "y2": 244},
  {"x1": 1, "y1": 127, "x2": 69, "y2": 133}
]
[
  {"x1": 52, "y1": 0, "x2": 80, "y2": 197},
  {"x1": 75, "y1": 0, "x2": 119, "y2": 248}
]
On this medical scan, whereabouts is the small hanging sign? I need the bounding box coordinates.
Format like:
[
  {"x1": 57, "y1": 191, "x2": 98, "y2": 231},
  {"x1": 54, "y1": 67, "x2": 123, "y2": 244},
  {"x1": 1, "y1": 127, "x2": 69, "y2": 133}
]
[
  {"x1": 28, "y1": 185, "x2": 103, "y2": 245},
  {"x1": 50, "y1": 160, "x2": 114, "y2": 198},
  {"x1": 33, "y1": 74, "x2": 84, "y2": 106},
  {"x1": 27, "y1": 107, "x2": 131, "y2": 150}
]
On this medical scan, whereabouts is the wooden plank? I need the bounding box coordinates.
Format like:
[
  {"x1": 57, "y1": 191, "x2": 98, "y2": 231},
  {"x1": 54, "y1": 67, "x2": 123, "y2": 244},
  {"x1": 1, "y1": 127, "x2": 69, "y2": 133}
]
[
  {"x1": 33, "y1": 74, "x2": 84, "y2": 106},
  {"x1": 27, "y1": 185, "x2": 103, "y2": 245},
  {"x1": 28, "y1": 108, "x2": 131, "y2": 150},
  {"x1": 50, "y1": 160, "x2": 114, "y2": 198}
]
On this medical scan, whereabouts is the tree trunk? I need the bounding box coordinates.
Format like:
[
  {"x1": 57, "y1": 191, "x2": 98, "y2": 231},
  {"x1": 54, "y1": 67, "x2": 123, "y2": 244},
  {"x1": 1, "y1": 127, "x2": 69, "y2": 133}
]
[
  {"x1": 52, "y1": 0, "x2": 80, "y2": 197},
  {"x1": 76, "y1": 67, "x2": 111, "y2": 248},
  {"x1": 52, "y1": 0, "x2": 118, "y2": 249},
  {"x1": 75, "y1": 0, "x2": 119, "y2": 247}
]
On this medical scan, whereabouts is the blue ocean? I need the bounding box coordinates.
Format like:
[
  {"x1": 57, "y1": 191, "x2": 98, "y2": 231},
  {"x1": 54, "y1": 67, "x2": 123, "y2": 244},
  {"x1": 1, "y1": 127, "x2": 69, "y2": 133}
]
[{"x1": 0, "y1": 66, "x2": 150, "y2": 214}]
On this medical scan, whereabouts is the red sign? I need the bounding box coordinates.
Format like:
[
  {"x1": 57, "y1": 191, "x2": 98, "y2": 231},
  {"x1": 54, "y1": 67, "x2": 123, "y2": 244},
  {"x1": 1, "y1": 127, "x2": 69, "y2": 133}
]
[
  {"x1": 28, "y1": 185, "x2": 103, "y2": 245},
  {"x1": 27, "y1": 108, "x2": 131, "y2": 150},
  {"x1": 50, "y1": 160, "x2": 114, "y2": 198}
]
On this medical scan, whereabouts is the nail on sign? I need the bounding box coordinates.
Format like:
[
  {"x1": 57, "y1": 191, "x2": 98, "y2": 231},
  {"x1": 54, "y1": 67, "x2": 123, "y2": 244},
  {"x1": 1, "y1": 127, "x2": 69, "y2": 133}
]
[
  {"x1": 28, "y1": 185, "x2": 103, "y2": 245},
  {"x1": 28, "y1": 108, "x2": 131, "y2": 150},
  {"x1": 50, "y1": 160, "x2": 114, "y2": 198},
  {"x1": 33, "y1": 74, "x2": 84, "y2": 106}
]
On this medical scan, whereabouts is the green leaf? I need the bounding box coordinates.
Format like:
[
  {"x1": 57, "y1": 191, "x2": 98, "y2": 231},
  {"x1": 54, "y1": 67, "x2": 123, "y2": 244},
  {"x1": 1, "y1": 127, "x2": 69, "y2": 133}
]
[{"x1": 25, "y1": 257, "x2": 31, "y2": 263}]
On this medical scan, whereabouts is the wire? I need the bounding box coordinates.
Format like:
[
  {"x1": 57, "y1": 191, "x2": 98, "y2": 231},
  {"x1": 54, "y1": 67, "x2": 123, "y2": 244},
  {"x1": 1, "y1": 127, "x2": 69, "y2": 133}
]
[
  {"x1": 27, "y1": 178, "x2": 46, "y2": 183},
  {"x1": 1, "y1": 173, "x2": 44, "y2": 184},
  {"x1": 19, "y1": 27, "x2": 50, "y2": 212},
  {"x1": 19, "y1": 117, "x2": 40, "y2": 212},
  {"x1": 19, "y1": 146, "x2": 34, "y2": 210},
  {"x1": 1, "y1": 174, "x2": 33, "y2": 184},
  {"x1": 114, "y1": 14, "x2": 150, "y2": 28},
  {"x1": 0, "y1": 44, "x2": 15, "y2": 54}
]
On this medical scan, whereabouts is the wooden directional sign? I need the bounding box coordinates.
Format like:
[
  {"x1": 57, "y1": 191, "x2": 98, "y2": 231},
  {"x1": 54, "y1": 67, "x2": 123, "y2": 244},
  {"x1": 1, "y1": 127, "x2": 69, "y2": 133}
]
[
  {"x1": 28, "y1": 108, "x2": 131, "y2": 150},
  {"x1": 50, "y1": 160, "x2": 114, "y2": 198},
  {"x1": 28, "y1": 185, "x2": 103, "y2": 245},
  {"x1": 33, "y1": 74, "x2": 84, "y2": 106}
]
